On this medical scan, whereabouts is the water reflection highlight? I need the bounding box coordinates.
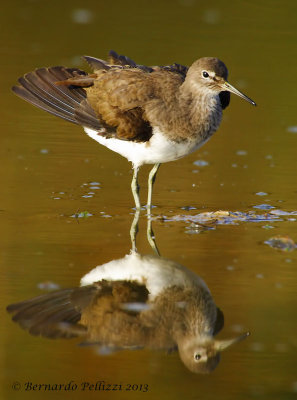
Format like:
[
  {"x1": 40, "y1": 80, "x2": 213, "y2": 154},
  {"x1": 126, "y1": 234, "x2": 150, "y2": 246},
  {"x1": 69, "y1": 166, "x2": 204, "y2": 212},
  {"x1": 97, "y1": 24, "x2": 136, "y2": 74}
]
[{"x1": 7, "y1": 215, "x2": 249, "y2": 374}]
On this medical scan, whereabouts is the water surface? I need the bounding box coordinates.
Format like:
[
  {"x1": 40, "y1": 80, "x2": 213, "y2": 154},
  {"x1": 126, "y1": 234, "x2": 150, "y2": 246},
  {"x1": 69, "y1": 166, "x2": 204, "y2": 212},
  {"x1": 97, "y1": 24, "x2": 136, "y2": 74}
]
[{"x1": 1, "y1": 1, "x2": 297, "y2": 399}]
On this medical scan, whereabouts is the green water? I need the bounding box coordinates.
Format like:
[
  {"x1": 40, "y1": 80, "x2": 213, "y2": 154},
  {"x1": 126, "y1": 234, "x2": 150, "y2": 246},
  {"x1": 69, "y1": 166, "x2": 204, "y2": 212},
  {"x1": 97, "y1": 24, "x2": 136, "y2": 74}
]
[{"x1": 1, "y1": 0, "x2": 297, "y2": 399}]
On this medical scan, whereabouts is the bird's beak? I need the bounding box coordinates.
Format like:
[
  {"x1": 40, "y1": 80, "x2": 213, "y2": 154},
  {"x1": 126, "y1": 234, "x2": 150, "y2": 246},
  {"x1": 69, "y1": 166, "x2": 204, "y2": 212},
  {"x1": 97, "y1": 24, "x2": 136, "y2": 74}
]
[
  {"x1": 223, "y1": 81, "x2": 256, "y2": 106},
  {"x1": 214, "y1": 331, "x2": 250, "y2": 351}
]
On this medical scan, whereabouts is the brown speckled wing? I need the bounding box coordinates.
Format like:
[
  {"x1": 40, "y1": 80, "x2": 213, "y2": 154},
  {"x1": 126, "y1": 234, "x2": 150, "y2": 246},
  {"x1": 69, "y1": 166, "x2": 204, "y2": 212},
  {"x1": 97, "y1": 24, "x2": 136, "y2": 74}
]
[
  {"x1": 99, "y1": 52, "x2": 229, "y2": 110},
  {"x1": 12, "y1": 52, "x2": 205, "y2": 143},
  {"x1": 12, "y1": 66, "x2": 102, "y2": 131},
  {"x1": 6, "y1": 286, "x2": 99, "y2": 339},
  {"x1": 7, "y1": 281, "x2": 149, "y2": 342},
  {"x1": 107, "y1": 50, "x2": 189, "y2": 77},
  {"x1": 85, "y1": 64, "x2": 188, "y2": 141}
]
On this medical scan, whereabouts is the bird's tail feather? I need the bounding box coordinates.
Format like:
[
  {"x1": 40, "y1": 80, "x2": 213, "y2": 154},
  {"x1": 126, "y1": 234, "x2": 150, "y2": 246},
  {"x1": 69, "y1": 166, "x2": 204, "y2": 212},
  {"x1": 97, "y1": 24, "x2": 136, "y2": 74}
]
[
  {"x1": 12, "y1": 66, "x2": 101, "y2": 131},
  {"x1": 6, "y1": 285, "x2": 99, "y2": 339}
]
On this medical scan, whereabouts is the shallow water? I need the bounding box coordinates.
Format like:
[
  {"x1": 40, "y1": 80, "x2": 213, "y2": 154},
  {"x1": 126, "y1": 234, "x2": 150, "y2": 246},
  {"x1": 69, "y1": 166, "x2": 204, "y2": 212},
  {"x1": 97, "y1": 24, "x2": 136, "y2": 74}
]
[{"x1": 1, "y1": 0, "x2": 297, "y2": 399}]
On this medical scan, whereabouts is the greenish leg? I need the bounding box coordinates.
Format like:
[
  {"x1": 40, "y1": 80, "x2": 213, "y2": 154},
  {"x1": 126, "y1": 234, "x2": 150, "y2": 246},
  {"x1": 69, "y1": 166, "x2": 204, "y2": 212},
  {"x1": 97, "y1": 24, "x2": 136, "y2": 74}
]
[
  {"x1": 147, "y1": 163, "x2": 161, "y2": 209},
  {"x1": 131, "y1": 166, "x2": 141, "y2": 210},
  {"x1": 130, "y1": 209, "x2": 140, "y2": 253},
  {"x1": 147, "y1": 207, "x2": 160, "y2": 256}
]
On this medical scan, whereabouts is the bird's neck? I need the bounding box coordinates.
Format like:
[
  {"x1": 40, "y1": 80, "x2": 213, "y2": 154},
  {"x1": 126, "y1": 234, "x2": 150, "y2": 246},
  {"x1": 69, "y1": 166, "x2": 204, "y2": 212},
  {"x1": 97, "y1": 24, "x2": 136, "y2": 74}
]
[
  {"x1": 171, "y1": 292, "x2": 218, "y2": 343},
  {"x1": 178, "y1": 81, "x2": 223, "y2": 140}
]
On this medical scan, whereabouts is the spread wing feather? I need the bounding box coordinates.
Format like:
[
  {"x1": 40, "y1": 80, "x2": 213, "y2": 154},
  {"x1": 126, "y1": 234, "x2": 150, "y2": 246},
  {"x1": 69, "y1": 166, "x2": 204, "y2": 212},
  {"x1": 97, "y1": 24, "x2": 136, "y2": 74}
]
[
  {"x1": 12, "y1": 50, "x2": 230, "y2": 143},
  {"x1": 6, "y1": 286, "x2": 99, "y2": 339},
  {"x1": 7, "y1": 280, "x2": 149, "y2": 341}
]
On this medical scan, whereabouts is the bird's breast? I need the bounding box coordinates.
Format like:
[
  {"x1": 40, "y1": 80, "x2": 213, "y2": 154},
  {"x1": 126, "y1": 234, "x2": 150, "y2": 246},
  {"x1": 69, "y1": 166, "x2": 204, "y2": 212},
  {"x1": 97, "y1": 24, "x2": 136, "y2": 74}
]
[{"x1": 190, "y1": 94, "x2": 223, "y2": 141}]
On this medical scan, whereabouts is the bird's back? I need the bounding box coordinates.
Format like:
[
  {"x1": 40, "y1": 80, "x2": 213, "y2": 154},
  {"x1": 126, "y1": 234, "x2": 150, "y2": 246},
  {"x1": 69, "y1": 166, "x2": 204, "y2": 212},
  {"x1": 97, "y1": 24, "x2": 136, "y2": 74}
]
[{"x1": 12, "y1": 51, "x2": 230, "y2": 144}]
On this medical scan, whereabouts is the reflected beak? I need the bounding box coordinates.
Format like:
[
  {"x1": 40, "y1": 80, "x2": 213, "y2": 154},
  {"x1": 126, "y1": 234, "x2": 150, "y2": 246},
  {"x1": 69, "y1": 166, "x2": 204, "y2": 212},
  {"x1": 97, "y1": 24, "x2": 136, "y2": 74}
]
[
  {"x1": 223, "y1": 81, "x2": 256, "y2": 106},
  {"x1": 214, "y1": 331, "x2": 250, "y2": 351}
]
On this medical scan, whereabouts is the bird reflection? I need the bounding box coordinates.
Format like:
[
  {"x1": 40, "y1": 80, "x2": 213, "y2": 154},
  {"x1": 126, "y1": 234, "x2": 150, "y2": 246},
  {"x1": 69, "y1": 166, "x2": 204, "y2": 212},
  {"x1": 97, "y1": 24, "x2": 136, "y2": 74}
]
[{"x1": 7, "y1": 214, "x2": 249, "y2": 373}]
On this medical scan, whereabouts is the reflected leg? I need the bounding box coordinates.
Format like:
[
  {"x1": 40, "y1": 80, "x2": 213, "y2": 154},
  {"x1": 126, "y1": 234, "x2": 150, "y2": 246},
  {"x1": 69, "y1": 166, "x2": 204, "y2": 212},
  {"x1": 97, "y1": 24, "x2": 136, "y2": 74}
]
[
  {"x1": 147, "y1": 163, "x2": 160, "y2": 209},
  {"x1": 130, "y1": 209, "x2": 140, "y2": 253},
  {"x1": 147, "y1": 207, "x2": 160, "y2": 256},
  {"x1": 131, "y1": 166, "x2": 141, "y2": 209}
]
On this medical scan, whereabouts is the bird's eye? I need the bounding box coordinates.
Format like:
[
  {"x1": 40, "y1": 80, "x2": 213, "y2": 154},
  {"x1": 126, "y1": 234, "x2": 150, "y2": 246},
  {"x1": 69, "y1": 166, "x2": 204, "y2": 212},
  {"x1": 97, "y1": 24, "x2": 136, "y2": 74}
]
[
  {"x1": 202, "y1": 71, "x2": 209, "y2": 78},
  {"x1": 194, "y1": 353, "x2": 202, "y2": 361}
]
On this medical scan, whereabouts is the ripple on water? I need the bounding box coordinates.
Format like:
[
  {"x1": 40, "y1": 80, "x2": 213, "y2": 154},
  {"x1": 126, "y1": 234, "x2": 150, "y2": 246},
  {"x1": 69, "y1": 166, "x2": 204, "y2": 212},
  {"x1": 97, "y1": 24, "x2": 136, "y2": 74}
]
[
  {"x1": 37, "y1": 281, "x2": 60, "y2": 290},
  {"x1": 255, "y1": 192, "x2": 268, "y2": 196},
  {"x1": 193, "y1": 159, "x2": 209, "y2": 167},
  {"x1": 287, "y1": 126, "x2": 297, "y2": 133},
  {"x1": 71, "y1": 8, "x2": 94, "y2": 24},
  {"x1": 253, "y1": 204, "x2": 275, "y2": 210},
  {"x1": 236, "y1": 150, "x2": 247, "y2": 156},
  {"x1": 51, "y1": 181, "x2": 101, "y2": 201},
  {"x1": 250, "y1": 342, "x2": 265, "y2": 352},
  {"x1": 40, "y1": 148, "x2": 49, "y2": 154},
  {"x1": 70, "y1": 211, "x2": 93, "y2": 218},
  {"x1": 264, "y1": 235, "x2": 296, "y2": 252}
]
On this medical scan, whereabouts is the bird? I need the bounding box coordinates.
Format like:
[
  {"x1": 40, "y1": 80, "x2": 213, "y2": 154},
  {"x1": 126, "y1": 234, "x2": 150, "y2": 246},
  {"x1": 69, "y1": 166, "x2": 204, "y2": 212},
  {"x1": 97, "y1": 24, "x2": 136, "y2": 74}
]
[
  {"x1": 7, "y1": 252, "x2": 250, "y2": 373},
  {"x1": 12, "y1": 50, "x2": 256, "y2": 209}
]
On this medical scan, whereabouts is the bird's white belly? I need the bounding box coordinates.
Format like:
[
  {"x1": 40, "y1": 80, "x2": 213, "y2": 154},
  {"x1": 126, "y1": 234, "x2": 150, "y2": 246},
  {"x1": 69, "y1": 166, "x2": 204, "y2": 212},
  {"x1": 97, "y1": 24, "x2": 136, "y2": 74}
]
[
  {"x1": 80, "y1": 253, "x2": 209, "y2": 299},
  {"x1": 84, "y1": 127, "x2": 206, "y2": 167}
]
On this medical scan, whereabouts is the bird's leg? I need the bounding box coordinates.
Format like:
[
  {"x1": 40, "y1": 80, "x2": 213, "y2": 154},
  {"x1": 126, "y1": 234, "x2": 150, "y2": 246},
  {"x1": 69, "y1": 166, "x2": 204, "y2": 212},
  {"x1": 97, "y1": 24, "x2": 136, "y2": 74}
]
[
  {"x1": 130, "y1": 209, "x2": 140, "y2": 253},
  {"x1": 147, "y1": 163, "x2": 161, "y2": 209},
  {"x1": 147, "y1": 207, "x2": 160, "y2": 256},
  {"x1": 131, "y1": 166, "x2": 141, "y2": 209}
]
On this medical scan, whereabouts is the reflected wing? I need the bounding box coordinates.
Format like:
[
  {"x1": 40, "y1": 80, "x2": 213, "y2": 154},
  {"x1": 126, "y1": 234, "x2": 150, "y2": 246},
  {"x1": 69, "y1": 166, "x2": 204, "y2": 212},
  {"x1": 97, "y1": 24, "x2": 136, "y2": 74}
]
[
  {"x1": 6, "y1": 286, "x2": 98, "y2": 339},
  {"x1": 7, "y1": 280, "x2": 149, "y2": 341}
]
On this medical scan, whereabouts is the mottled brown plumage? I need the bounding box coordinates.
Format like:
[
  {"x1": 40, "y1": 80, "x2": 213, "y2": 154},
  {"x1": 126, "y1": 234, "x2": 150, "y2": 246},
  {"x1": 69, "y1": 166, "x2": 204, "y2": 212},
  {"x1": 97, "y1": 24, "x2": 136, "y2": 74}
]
[
  {"x1": 12, "y1": 51, "x2": 245, "y2": 143},
  {"x1": 7, "y1": 253, "x2": 249, "y2": 373},
  {"x1": 52, "y1": 55, "x2": 232, "y2": 142},
  {"x1": 12, "y1": 50, "x2": 256, "y2": 208}
]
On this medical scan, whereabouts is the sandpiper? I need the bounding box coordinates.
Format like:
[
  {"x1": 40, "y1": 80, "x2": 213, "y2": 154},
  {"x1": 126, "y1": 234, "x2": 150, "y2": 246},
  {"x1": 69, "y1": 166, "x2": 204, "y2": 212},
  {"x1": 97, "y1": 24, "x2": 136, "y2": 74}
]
[
  {"x1": 7, "y1": 252, "x2": 249, "y2": 373},
  {"x1": 12, "y1": 50, "x2": 256, "y2": 209}
]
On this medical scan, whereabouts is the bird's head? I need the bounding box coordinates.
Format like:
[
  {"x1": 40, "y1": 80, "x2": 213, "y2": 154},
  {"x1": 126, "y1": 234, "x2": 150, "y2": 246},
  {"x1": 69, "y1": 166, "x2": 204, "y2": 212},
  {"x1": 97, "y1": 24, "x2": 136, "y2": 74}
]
[
  {"x1": 178, "y1": 332, "x2": 250, "y2": 373},
  {"x1": 188, "y1": 57, "x2": 256, "y2": 106}
]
